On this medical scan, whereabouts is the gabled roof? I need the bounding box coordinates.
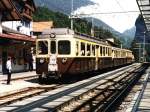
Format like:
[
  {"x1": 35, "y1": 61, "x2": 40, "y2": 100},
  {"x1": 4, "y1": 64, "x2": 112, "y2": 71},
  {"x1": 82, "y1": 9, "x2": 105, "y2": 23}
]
[
  {"x1": 33, "y1": 21, "x2": 53, "y2": 32},
  {"x1": 0, "y1": 0, "x2": 21, "y2": 21},
  {"x1": 136, "y1": 0, "x2": 150, "y2": 31}
]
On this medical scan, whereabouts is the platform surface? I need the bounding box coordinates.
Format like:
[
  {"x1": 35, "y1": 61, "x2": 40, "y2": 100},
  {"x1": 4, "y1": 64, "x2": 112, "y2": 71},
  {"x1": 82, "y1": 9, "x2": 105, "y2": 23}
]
[{"x1": 0, "y1": 71, "x2": 39, "y2": 95}]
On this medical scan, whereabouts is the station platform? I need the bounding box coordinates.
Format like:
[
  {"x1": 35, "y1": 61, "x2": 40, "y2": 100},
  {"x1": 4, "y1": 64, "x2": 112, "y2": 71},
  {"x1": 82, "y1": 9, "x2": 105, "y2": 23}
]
[
  {"x1": 0, "y1": 71, "x2": 39, "y2": 96},
  {"x1": 137, "y1": 74, "x2": 150, "y2": 111},
  {"x1": 126, "y1": 67, "x2": 150, "y2": 112}
]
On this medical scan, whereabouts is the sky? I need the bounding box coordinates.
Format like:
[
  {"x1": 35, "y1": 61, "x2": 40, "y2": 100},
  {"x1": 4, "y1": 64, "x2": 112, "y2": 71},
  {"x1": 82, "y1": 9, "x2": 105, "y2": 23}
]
[{"x1": 74, "y1": 0, "x2": 140, "y2": 33}]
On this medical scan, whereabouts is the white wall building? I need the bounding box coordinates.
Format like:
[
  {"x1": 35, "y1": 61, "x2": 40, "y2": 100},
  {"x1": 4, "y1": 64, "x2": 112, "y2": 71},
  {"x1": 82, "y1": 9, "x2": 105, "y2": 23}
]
[
  {"x1": 0, "y1": 0, "x2": 36, "y2": 74},
  {"x1": 2, "y1": 21, "x2": 32, "y2": 36}
]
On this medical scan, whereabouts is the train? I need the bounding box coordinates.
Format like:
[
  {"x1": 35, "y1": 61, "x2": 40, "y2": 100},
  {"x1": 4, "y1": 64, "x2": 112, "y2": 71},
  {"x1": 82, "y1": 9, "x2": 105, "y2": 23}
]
[{"x1": 36, "y1": 28, "x2": 134, "y2": 80}]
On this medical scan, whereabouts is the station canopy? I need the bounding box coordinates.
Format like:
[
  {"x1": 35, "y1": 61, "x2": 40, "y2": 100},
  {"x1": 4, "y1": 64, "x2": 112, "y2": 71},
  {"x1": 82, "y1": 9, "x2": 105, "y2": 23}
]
[{"x1": 137, "y1": 0, "x2": 150, "y2": 31}]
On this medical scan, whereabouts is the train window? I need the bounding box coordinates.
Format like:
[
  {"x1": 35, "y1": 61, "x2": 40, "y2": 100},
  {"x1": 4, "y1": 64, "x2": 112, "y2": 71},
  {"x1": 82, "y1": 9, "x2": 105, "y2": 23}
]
[
  {"x1": 87, "y1": 44, "x2": 91, "y2": 56},
  {"x1": 76, "y1": 41, "x2": 79, "y2": 56},
  {"x1": 51, "y1": 41, "x2": 56, "y2": 54},
  {"x1": 92, "y1": 45, "x2": 95, "y2": 56},
  {"x1": 106, "y1": 47, "x2": 108, "y2": 54},
  {"x1": 108, "y1": 48, "x2": 111, "y2": 56},
  {"x1": 58, "y1": 41, "x2": 70, "y2": 54},
  {"x1": 37, "y1": 41, "x2": 48, "y2": 55},
  {"x1": 81, "y1": 42, "x2": 85, "y2": 56},
  {"x1": 103, "y1": 47, "x2": 105, "y2": 56},
  {"x1": 100, "y1": 46, "x2": 102, "y2": 56}
]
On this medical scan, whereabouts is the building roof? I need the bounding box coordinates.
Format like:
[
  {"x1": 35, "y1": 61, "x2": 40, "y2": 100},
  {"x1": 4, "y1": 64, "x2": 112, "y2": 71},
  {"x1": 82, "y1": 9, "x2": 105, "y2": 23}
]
[
  {"x1": 0, "y1": 33, "x2": 35, "y2": 42},
  {"x1": 0, "y1": 0, "x2": 21, "y2": 21},
  {"x1": 33, "y1": 21, "x2": 53, "y2": 32},
  {"x1": 136, "y1": 0, "x2": 150, "y2": 31}
]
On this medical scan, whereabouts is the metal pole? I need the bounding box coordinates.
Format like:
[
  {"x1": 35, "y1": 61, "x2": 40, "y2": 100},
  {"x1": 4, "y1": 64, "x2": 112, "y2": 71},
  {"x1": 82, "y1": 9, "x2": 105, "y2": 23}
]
[
  {"x1": 71, "y1": 0, "x2": 73, "y2": 30},
  {"x1": 143, "y1": 32, "x2": 146, "y2": 62},
  {"x1": 91, "y1": 17, "x2": 94, "y2": 36},
  {"x1": 139, "y1": 44, "x2": 141, "y2": 62}
]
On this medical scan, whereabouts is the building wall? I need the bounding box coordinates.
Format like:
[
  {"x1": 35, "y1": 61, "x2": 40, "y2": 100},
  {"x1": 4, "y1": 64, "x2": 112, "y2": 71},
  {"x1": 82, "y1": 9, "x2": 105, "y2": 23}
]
[
  {"x1": 0, "y1": 13, "x2": 2, "y2": 34},
  {"x1": 2, "y1": 21, "x2": 32, "y2": 36},
  {"x1": 0, "y1": 44, "x2": 30, "y2": 74}
]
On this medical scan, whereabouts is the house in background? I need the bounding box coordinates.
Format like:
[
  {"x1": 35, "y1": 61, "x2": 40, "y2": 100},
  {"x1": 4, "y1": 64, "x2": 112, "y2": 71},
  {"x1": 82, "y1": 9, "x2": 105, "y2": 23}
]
[
  {"x1": 2, "y1": 0, "x2": 36, "y2": 36},
  {"x1": 0, "y1": 0, "x2": 36, "y2": 74},
  {"x1": 32, "y1": 21, "x2": 53, "y2": 37}
]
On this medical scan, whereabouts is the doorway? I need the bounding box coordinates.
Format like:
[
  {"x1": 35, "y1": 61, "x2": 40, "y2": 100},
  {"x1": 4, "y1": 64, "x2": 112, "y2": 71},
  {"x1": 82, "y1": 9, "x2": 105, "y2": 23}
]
[{"x1": 2, "y1": 51, "x2": 7, "y2": 74}]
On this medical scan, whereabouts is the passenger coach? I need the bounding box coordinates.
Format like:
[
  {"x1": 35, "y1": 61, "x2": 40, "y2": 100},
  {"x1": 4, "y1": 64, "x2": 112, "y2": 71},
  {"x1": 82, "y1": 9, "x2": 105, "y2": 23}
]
[{"x1": 36, "y1": 28, "x2": 134, "y2": 80}]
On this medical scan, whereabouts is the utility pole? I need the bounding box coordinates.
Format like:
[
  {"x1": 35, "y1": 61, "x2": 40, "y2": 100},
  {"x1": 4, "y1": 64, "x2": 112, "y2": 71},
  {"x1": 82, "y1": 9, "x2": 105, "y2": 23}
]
[
  {"x1": 91, "y1": 17, "x2": 94, "y2": 36},
  {"x1": 71, "y1": 0, "x2": 74, "y2": 30}
]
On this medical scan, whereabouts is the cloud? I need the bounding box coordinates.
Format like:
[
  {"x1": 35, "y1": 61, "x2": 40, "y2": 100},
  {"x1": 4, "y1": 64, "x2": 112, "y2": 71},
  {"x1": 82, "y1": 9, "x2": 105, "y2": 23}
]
[{"x1": 73, "y1": 0, "x2": 140, "y2": 33}]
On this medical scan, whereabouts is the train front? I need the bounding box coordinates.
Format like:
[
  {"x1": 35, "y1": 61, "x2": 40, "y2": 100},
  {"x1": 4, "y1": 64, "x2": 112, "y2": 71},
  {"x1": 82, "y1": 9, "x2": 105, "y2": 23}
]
[{"x1": 36, "y1": 34, "x2": 59, "y2": 80}]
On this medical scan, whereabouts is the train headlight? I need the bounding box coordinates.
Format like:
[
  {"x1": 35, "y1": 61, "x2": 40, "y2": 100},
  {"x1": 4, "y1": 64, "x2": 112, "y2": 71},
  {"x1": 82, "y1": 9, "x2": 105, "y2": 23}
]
[
  {"x1": 50, "y1": 33, "x2": 56, "y2": 38},
  {"x1": 40, "y1": 58, "x2": 45, "y2": 63},
  {"x1": 62, "y1": 58, "x2": 67, "y2": 64}
]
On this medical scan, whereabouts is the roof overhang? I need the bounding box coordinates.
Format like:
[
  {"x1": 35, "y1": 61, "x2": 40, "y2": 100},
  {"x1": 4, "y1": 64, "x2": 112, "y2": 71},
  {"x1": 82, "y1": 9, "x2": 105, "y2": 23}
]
[
  {"x1": 136, "y1": 0, "x2": 150, "y2": 31},
  {"x1": 0, "y1": 33, "x2": 35, "y2": 42}
]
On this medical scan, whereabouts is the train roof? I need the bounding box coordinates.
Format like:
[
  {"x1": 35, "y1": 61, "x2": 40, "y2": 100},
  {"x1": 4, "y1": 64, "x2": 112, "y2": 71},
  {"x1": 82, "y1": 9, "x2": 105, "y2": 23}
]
[
  {"x1": 40, "y1": 28, "x2": 131, "y2": 51},
  {"x1": 41, "y1": 28, "x2": 115, "y2": 45}
]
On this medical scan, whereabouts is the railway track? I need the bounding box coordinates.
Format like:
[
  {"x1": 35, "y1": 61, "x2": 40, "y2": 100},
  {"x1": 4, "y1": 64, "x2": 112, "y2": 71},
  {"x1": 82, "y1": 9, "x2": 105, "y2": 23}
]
[
  {"x1": 0, "y1": 84, "x2": 63, "y2": 107},
  {"x1": 54, "y1": 64, "x2": 145, "y2": 112},
  {"x1": 116, "y1": 66, "x2": 150, "y2": 112},
  {"x1": 1, "y1": 63, "x2": 144, "y2": 112}
]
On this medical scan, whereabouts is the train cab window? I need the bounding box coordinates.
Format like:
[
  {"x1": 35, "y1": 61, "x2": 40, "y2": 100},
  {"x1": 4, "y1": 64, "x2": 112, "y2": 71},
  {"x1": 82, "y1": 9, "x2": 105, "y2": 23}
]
[
  {"x1": 51, "y1": 41, "x2": 56, "y2": 54},
  {"x1": 81, "y1": 42, "x2": 85, "y2": 56},
  {"x1": 92, "y1": 45, "x2": 95, "y2": 56},
  {"x1": 58, "y1": 41, "x2": 70, "y2": 54},
  {"x1": 87, "y1": 44, "x2": 91, "y2": 56},
  {"x1": 37, "y1": 41, "x2": 48, "y2": 55}
]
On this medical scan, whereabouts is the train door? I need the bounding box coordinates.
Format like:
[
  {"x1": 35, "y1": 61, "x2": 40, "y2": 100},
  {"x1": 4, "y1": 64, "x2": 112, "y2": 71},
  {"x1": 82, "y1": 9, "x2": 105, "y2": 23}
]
[
  {"x1": 49, "y1": 40, "x2": 58, "y2": 72},
  {"x1": 95, "y1": 45, "x2": 99, "y2": 70}
]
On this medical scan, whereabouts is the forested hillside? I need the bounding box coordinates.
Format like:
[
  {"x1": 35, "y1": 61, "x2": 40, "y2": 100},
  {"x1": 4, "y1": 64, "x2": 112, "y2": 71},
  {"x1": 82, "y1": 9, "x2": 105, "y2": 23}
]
[{"x1": 33, "y1": 7, "x2": 121, "y2": 46}]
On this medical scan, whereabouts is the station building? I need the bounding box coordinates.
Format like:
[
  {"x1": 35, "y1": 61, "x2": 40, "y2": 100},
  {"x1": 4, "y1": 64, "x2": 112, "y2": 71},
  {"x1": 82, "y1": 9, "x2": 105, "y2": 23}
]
[{"x1": 0, "y1": 0, "x2": 36, "y2": 74}]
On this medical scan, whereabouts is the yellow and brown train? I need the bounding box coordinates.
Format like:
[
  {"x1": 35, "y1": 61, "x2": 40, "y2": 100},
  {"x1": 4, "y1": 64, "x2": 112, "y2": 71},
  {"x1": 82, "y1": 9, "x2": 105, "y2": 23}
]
[{"x1": 36, "y1": 28, "x2": 134, "y2": 80}]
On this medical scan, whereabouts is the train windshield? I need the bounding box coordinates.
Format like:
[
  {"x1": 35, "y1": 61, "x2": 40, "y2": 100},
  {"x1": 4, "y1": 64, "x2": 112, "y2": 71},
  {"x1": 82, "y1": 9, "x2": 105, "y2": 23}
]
[
  {"x1": 58, "y1": 40, "x2": 70, "y2": 54},
  {"x1": 37, "y1": 41, "x2": 48, "y2": 55}
]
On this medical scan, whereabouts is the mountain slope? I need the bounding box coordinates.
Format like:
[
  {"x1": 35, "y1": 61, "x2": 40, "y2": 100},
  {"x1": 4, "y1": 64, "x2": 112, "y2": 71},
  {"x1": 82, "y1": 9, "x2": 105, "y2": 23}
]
[
  {"x1": 123, "y1": 27, "x2": 136, "y2": 39},
  {"x1": 34, "y1": 0, "x2": 135, "y2": 48},
  {"x1": 35, "y1": 0, "x2": 95, "y2": 15}
]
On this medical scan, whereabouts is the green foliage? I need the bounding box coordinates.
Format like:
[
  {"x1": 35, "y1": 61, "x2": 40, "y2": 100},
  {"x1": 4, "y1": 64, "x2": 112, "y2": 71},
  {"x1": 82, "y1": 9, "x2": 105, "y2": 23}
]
[{"x1": 33, "y1": 6, "x2": 122, "y2": 47}]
